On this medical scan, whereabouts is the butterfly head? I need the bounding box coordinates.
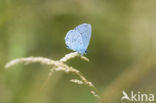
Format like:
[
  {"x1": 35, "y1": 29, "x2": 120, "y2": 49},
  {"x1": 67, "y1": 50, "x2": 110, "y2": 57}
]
[{"x1": 85, "y1": 50, "x2": 88, "y2": 54}]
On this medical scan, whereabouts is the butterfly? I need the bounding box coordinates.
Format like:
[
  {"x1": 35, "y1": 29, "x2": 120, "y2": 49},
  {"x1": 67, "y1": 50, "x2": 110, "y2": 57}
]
[{"x1": 65, "y1": 23, "x2": 92, "y2": 55}]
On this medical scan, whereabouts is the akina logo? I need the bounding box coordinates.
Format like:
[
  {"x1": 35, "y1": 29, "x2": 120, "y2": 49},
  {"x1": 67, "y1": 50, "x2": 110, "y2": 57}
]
[{"x1": 121, "y1": 91, "x2": 154, "y2": 102}]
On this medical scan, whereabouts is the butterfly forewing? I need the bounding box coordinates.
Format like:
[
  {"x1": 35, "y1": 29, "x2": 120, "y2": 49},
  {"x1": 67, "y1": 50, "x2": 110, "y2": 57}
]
[{"x1": 75, "y1": 23, "x2": 91, "y2": 49}]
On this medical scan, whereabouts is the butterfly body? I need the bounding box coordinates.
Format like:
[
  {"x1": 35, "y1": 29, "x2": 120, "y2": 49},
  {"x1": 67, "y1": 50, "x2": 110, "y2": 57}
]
[{"x1": 65, "y1": 23, "x2": 92, "y2": 55}]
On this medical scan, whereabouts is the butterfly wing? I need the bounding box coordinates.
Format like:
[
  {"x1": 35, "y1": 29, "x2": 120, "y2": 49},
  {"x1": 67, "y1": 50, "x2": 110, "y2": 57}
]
[
  {"x1": 65, "y1": 30, "x2": 85, "y2": 54},
  {"x1": 75, "y1": 23, "x2": 91, "y2": 49}
]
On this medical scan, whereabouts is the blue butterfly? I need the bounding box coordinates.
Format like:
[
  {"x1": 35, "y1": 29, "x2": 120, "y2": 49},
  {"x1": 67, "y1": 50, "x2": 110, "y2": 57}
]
[{"x1": 65, "y1": 23, "x2": 92, "y2": 55}]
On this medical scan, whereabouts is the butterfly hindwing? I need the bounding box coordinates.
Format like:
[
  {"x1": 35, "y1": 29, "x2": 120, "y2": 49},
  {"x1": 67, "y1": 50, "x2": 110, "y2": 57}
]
[{"x1": 65, "y1": 30, "x2": 85, "y2": 53}]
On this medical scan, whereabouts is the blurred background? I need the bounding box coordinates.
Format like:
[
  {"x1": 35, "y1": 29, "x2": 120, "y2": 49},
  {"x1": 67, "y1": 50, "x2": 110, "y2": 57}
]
[{"x1": 0, "y1": 0, "x2": 156, "y2": 103}]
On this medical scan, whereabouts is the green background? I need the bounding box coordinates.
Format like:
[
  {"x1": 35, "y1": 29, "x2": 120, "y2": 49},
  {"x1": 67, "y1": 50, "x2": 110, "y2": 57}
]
[{"x1": 0, "y1": 0, "x2": 156, "y2": 103}]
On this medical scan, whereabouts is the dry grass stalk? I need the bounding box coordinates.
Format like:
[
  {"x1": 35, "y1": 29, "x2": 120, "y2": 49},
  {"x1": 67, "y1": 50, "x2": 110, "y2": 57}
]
[
  {"x1": 60, "y1": 52, "x2": 89, "y2": 62},
  {"x1": 5, "y1": 52, "x2": 100, "y2": 99}
]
